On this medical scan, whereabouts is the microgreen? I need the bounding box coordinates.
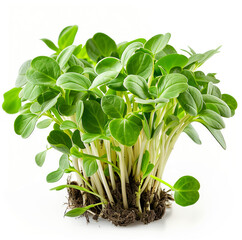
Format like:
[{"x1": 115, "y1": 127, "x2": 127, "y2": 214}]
[{"x1": 2, "y1": 25, "x2": 237, "y2": 223}]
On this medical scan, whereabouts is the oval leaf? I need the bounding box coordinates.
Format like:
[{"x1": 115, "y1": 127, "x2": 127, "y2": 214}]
[
  {"x1": 158, "y1": 73, "x2": 188, "y2": 99},
  {"x1": 109, "y1": 118, "x2": 141, "y2": 146},
  {"x1": 173, "y1": 176, "x2": 200, "y2": 207},
  {"x1": 82, "y1": 100, "x2": 108, "y2": 134},
  {"x1": 58, "y1": 25, "x2": 78, "y2": 50},
  {"x1": 90, "y1": 71, "x2": 118, "y2": 89},
  {"x1": 47, "y1": 130, "x2": 72, "y2": 154},
  {"x1": 101, "y1": 95, "x2": 125, "y2": 118},
  {"x1": 144, "y1": 33, "x2": 171, "y2": 54},
  {"x1": 56, "y1": 45, "x2": 76, "y2": 69},
  {"x1": 27, "y1": 56, "x2": 61, "y2": 86},
  {"x1": 83, "y1": 157, "x2": 98, "y2": 177},
  {"x1": 95, "y1": 57, "x2": 122, "y2": 75},
  {"x1": 35, "y1": 150, "x2": 47, "y2": 167},
  {"x1": 124, "y1": 75, "x2": 150, "y2": 99},
  {"x1": 2, "y1": 88, "x2": 22, "y2": 114},
  {"x1": 178, "y1": 86, "x2": 203, "y2": 116},
  {"x1": 57, "y1": 72, "x2": 91, "y2": 91},
  {"x1": 126, "y1": 52, "x2": 153, "y2": 79},
  {"x1": 14, "y1": 114, "x2": 38, "y2": 138}
]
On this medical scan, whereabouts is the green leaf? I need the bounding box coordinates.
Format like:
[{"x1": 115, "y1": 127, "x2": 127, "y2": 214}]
[
  {"x1": 75, "y1": 100, "x2": 84, "y2": 126},
  {"x1": 57, "y1": 72, "x2": 91, "y2": 91},
  {"x1": 2, "y1": 88, "x2": 22, "y2": 114},
  {"x1": 82, "y1": 100, "x2": 108, "y2": 134},
  {"x1": 37, "y1": 119, "x2": 53, "y2": 129},
  {"x1": 40, "y1": 93, "x2": 60, "y2": 114},
  {"x1": 141, "y1": 150, "x2": 150, "y2": 173},
  {"x1": 86, "y1": 33, "x2": 117, "y2": 61},
  {"x1": 181, "y1": 70, "x2": 199, "y2": 89},
  {"x1": 207, "y1": 82, "x2": 221, "y2": 98},
  {"x1": 30, "y1": 102, "x2": 41, "y2": 114},
  {"x1": 15, "y1": 60, "x2": 31, "y2": 87},
  {"x1": 19, "y1": 82, "x2": 47, "y2": 101},
  {"x1": 126, "y1": 52, "x2": 153, "y2": 79},
  {"x1": 65, "y1": 203, "x2": 102, "y2": 217},
  {"x1": 109, "y1": 118, "x2": 141, "y2": 146},
  {"x1": 155, "y1": 54, "x2": 188, "y2": 74},
  {"x1": 142, "y1": 116, "x2": 151, "y2": 140},
  {"x1": 60, "y1": 120, "x2": 78, "y2": 130},
  {"x1": 58, "y1": 25, "x2": 78, "y2": 50},
  {"x1": 185, "y1": 47, "x2": 220, "y2": 68},
  {"x1": 90, "y1": 71, "x2": 118, "y2": 89},
  {"x1": 183, "y1": 124, "x2": 202, "y2": 144},
  {"x1": 124, "y1": 75, "x2": 150, "y2": 99},
  {"x1": 201, "y1": 122, "x2": 226, "y2": 149},
  {"x1": 56, "y1": 45, "x2": 76, "y2": 69},
  {"x1": 95, "y1": 57, "x2": 122, "y2": 75},
  {"x1": 51, "y1": 184, "x2": 98, "y2": 197},
  {"x1": 121, "y1": 42, "x2": 143, "y2": 66},
  {"x1": 35, "y1": 150, "x2": 47, "y2": 167},
  {"x1": 143, "y1": 163, "x2": 154, "y2": 179},
  {"x1": 173, "y1": 176, "x2": 200, "y2": 207},
  {"x1": 101, "y1": 95, "x2": 125, "y2": 118},
  {"x1": 107, "y1": 73, "x2": 126, "y2": 91},
  {"x1": 47, "y1": 130, "x2": 72, "y2": 154},
  {"x1": 81, "y1": 133, "x2": 106, "y2": 143},
  {"x1": 178, "y1": 86, "x2": 203, "y2": 116},
  {"x1": 67, "y1": 65, "x2": 84, "y2": 74},
  {"x1": 46, "y1": 169, "x2": 64, "y2": 183},
  {"x1": 72, "y1": 130, "x2": 85, "y2": 149},
  {"x1": 194, "y1": 71, "x2": 220, "y2": 85},
  {"x1": 222, "y1": 94, "x2": 237, "y2": 116},
  {"x1": 202, "y1": 94, "x2": 231, "y2": 117},
  {"x1": 199, "y1": 109, "x2": 225, "y2": 130},
  {"x1": 144, "y1": 33, "x2": 171, "y2": 54},
  {"x1": 83, "y1": 157, "x2": 98, "y2": 177},
  {"x1": 59, "y1": 154, "x2": 69, "y2": 170},
  {"x1": 14, "y1": 114, "x2": 38, "y2": 138},
  {"x1": 27, "y1": 56, "x2": 61, "y2": 86},
  {"x1": 155, "y1": 44, "x2": 177, "y2": 60},
  {"x1": 40, "y1": 38, "x2": 59, "y2": 51},
  {"x1": 157, "y1": 73, "x2": 188, "y2": 99},
  {"x1": 58, "y1": 104, "x2": 76, "y2": 116}
]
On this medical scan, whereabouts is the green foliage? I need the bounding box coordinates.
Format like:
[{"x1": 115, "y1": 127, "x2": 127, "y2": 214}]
[
  {"x1": 46, "y1": 154, "x2": 69, "y2": 183},
  {"x1": 144, "y1": 33, "x2": 171, "y2": 55},
  {"x1": 101, "y1": 95, "x2": 125, "y2": 118},
  {"x1": 47, "y1": 130, "x2": 72, "y2": 154},
  {"x1": 3, "y1": 26, "x2": 237, "y2": 214},
  {"x1": 65, "y1": 203, "x2": 102, "y2": 217},
  {"x1": 2, "y1": 88, "x2": 22, "y2": 114},
  {"x1": 27, "y1": 56, "x2": 61, "y2": 86},
  {"x1": 124, "y1": 75, "x2": 150, "y2": 99},
  {"x1": 109, "y1": 118, "x2": 141, "y2": 146},
  {"x1": 82, "y1": 100, "x2": 108, "y2": 134},
  {"x1": 126, "y1": 52, "x2": 153, "y2": 79},
  {"x1": 58, "y1": 25, "x2": 78, "y2": 50},
  {"x1": 35, "y1": 150, "x2": 47, "y2": 167},
  {"x1": 151, "y1": 175, "x2": 200, "y2": 206}
]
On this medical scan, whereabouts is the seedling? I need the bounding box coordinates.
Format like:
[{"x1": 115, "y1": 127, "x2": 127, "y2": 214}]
[{"x1": 3, "y1": 25, "x2": 237, "y2": 225}]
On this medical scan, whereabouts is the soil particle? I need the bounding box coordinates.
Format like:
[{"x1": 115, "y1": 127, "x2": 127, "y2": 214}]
[{"x1": 67, "y1": 178, "x2": 173, "y2": 226}]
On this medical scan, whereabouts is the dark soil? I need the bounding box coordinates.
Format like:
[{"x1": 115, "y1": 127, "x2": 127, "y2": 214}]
[{"x1": 67, "y1": 178, "x2": 173, "y2": 226}]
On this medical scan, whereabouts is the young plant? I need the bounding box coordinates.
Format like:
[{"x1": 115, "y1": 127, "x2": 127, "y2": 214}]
[{"x1": 2, "y1": 25, "x2": 237, "y2": 225}]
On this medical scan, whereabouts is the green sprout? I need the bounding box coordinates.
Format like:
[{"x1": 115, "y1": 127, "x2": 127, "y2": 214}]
[{"x1": 2, "y1": 25, "x2": 237, "y2": 224}]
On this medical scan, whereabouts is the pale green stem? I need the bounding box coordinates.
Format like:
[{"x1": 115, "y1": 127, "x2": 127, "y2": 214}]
[
  {"x1": 90, "y1": 142, "x2": 114, "y2": 204},
  {"x1": 104, "y1": 140, "x2": 116, "y2": 190},
  {"x1": 118, "y1": 145, "x2": 128, "y2": 209}
]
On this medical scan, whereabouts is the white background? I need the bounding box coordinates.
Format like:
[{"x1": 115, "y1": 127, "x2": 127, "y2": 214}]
[{"x1": 1, "y1": 0, "x2": 242, "y2": 239}]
